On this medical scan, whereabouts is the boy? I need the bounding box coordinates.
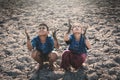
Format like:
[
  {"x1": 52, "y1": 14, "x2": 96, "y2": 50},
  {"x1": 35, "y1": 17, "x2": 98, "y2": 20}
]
[
  {"x1": 25, "y1": 23, "x2": 59, "y2": 71},
  {"x1": 61, "y1": 22, "x2": 91, "y2": 71}
]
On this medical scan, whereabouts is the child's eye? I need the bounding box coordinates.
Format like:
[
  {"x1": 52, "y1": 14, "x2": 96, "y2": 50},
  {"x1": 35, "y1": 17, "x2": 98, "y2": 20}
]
[{"x1": 42, "y1": 27, "x2": 45, "y2": 29}]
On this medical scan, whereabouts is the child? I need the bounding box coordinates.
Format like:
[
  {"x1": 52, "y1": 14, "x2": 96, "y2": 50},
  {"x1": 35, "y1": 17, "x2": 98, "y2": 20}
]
[
  {"x1": 25, "y1": 23, "x2": 59, "y2": 71},
  {"x1": 61, "y1": 22, "x2": 91, "y2": 71}
]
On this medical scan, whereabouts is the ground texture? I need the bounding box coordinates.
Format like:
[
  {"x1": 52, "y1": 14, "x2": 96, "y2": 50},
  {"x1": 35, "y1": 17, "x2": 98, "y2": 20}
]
[{"x1": 0, "y1": 0, "x2": 120, "y2": 80}]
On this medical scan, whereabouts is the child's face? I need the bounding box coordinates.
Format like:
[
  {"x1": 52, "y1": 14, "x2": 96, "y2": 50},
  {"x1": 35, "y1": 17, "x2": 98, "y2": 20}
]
[
  {"x1": 72, "y1": 24, "x2": 82, "y2": 34},
  {"x1": 37, "y1": 26, "x2": 49, "y2": 36}
]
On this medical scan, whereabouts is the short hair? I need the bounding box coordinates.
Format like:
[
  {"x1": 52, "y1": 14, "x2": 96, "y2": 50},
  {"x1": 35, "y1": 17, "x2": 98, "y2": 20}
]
[{"x1": 39, "y1": 23, "x2": 49, "y2": 31}]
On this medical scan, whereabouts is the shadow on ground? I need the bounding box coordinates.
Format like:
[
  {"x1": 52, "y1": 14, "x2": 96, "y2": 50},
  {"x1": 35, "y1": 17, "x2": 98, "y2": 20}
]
[{"x1": 30, "y1": 64, "x2": 88, "y2": 80}]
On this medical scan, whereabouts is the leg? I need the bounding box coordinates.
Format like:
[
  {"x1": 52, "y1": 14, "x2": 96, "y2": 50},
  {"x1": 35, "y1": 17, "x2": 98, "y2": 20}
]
[
  {"x1": 48, "y1": 51, "x2": 58, "y2": 70},
  {"x1": 71, "y1": 53, "x2": 87, "y2": 70},
  {"x1": 80, "y1": 53, "x2": 87, "y2": 66},
  {"x1": 31, "y1": 50, "x2": 43, "y2": 69},
  {"x1": 60, "y1": 50, "x2": 71, "y2": 71}
]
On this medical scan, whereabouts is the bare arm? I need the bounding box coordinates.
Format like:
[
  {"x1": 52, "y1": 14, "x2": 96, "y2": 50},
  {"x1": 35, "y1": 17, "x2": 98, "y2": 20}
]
[
  {"x1": 25, "y1": 29, "x2": 33, "y2": 51},
  {"x1": 54, "y1": 39, "x2": 59, "y2": 49},
  {"x1": 52, "y1": 29, "x2": 59, "y2": 49},
  {"x1": 64, "y1": 19, "x2": 72, "y2": 41},
  {"x1": 82, "y1": 24, "x2": 91, "y2": 49},
  {"x1": 64, "y1": 33, "x2": 69, "y2": 41},
  {"x1": 27, "y1": 40, "x2": 33, "y2": 51},
  {"x1": 85, "y1": 39, "x2": 91, "y2": 49}
]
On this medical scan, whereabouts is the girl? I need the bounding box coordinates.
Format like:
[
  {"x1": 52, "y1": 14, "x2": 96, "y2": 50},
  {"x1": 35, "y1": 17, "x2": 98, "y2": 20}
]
[{"x1": 61, "y1": 23, "x2": 91, "y2": 71}]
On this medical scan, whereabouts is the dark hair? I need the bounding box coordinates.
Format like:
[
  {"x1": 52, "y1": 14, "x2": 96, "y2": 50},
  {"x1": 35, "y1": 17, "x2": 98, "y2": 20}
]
[{"x1": 39, "y1": 23, "x2": 49, "y2": 31}]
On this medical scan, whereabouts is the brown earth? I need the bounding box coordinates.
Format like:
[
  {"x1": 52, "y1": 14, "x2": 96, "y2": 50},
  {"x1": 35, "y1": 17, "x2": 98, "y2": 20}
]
[{"x1": 0, "y1": 0, "x2": 120, "y2": 80}]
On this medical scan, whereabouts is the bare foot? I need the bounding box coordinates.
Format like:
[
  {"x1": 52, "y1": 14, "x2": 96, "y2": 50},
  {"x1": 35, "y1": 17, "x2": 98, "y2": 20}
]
[
  {"x1": 35, "y1": 63, "x2": 43, "y2": 71},
  {"x1": 49, "y1": 64, "x2": 55, "y2": 71},
  {"x1": 64, "y1": 67, "x2": 71, "y2": 72}
]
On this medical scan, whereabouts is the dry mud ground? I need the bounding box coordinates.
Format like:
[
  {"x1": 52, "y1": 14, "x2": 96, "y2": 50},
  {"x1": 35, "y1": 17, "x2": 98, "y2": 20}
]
[{"x1": 0, "y1": 0, "x2": 120, "y2": 80}]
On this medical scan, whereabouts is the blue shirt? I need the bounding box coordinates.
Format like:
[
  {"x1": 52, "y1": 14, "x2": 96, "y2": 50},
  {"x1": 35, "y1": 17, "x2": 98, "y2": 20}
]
[
  {"x1": 31, "y1": 36, "x2": 54, "y2": 54},
  {"x1": 66, "y1": 34, "x2": 87, "y2": 54}
]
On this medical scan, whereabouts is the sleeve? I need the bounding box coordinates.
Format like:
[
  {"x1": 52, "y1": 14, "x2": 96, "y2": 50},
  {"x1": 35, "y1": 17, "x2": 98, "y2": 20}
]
[{"x1": 31, "y1": 38, "x2": 37, "y2": 49}]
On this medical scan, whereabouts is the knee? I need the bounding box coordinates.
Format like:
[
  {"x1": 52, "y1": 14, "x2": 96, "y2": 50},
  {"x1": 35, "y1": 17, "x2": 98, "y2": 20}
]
[
  {"x1": 49, "y1": 53, "x2": 58, "y2": 62},
  {"x1": 81, "y1": 54, "x2": 87, "y2": 62},
  {"x1": 31, "y1": 51, "x2": 40, "y2": 59},
  {"x1": 62, "y1": 50, "x2": 71, "y2": 57},
  {"x1": 64, "y1": 50, "x2": 71, "y2": 54}
]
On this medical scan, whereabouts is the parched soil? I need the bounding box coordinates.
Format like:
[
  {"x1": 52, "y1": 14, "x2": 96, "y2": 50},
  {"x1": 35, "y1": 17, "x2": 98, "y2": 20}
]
[{"x1": 0, "y1": 0, "x2": 120, "y2": 80}]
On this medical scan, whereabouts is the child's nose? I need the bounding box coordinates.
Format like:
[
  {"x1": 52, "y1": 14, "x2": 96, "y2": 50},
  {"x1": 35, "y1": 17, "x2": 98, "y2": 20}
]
[{"x1": 75, "y1": 27, "x2": 79, "y2": 29}]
